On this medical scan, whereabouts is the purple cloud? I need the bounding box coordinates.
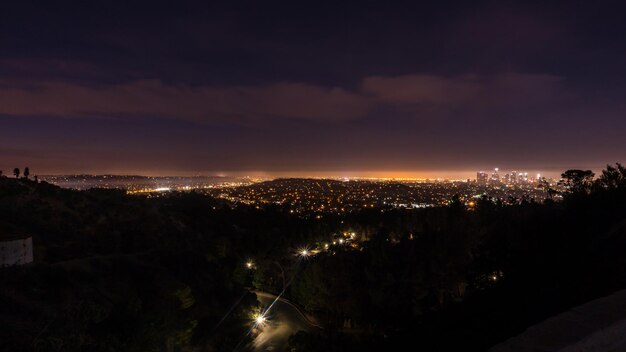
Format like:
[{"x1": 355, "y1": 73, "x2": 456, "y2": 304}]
[{"x1": 0, "y1": 72, "x2": 566, "y2": 123}]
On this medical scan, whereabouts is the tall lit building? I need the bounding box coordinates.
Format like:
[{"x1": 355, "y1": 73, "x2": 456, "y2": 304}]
[
  {"x1": 511, "y1": 171, "x2": 518, "y2": 184},
  {"x1": 491, "y1": 168, "x2": 500, "y2": 183},
  {"x1": 477, "y1": 171, "x2": 488, "y2": 184}
]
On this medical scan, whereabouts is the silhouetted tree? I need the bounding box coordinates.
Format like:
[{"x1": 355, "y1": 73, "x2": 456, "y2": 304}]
[
  {"x1": 13, "y1": 167, "x2": 20, "y2": 178},
  {"x1": 477, "y1": 194, "x2": 496, "y2": 213},
  {"x1": 23, "y1": 167, "x2": 30, "y2": 179},
  {"x1": 560, "y1": 169, "x2": 594, "y2": 194},
  {"x1": 537, "y1": 179, "x2": 558, "y2": 200},
  {"x1": 448, "y1": 194, "x2": 465, "y2": 212},
  {"x1": 596, "y1": 163, "x2": 626, "y2": 190},
  {"x1": 547, "y1": 188, "x2": 559, "y2": 200}
]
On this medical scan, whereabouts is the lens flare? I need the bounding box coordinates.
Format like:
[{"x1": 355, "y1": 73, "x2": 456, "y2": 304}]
[{"x1": 253, "y1": 313, "x2": 267, "y2": 327}]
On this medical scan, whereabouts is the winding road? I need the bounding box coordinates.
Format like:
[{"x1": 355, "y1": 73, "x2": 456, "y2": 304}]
[{"x1": 251, "y1": 291, "x2": 320, "y2": 351}]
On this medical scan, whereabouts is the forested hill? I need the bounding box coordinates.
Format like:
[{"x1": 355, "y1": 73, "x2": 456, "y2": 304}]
[{"x1": 0, "y1": 178, "x2": 261, "y2": 352}]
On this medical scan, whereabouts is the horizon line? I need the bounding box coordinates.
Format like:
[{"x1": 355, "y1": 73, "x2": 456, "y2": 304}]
[{"x1": 31, "y1": 169, "x2": 592, "y2": 180}]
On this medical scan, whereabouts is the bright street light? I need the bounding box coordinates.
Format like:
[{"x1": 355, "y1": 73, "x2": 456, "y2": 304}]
[
  {"x1": 252, "y1": 312, "x2": 268, "y2": 327},
  {"x1": 296, "y1": 246, "x2": 312, "y2": 258}
]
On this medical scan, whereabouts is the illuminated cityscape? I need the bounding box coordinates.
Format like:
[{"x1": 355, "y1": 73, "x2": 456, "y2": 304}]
[
  {"x1": 205, "y1": 175, "x2": 559, "y2": 214},
  {"x1": 38, "y1": 175, "x2": 258, "y2": 191},
  {"x1": 2, "y1": 1, "x2": 626, "y2": 352},
  {"x1": 38, "y1": 169, "x2": 562, "y2": 215}
]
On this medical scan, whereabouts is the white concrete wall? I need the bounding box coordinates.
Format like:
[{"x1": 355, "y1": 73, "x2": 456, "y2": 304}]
[{"x1": 0, "y1": 237, "x2": 33, "y2": 267}]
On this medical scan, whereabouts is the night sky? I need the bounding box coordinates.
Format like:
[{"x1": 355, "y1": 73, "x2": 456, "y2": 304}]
[{"x1": 1, "y1": 1, "x2": 625, "y2": 177}]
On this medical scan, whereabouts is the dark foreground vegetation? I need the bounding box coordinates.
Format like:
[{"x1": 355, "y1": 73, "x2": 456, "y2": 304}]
[{"x1": 1, "y1": 164, "x2": 626, "y2": 351}]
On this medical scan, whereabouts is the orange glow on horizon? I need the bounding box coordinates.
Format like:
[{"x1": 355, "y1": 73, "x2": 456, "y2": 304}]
[{"x1": 33, "y1": 168, "x2": 566, "y2": 180}]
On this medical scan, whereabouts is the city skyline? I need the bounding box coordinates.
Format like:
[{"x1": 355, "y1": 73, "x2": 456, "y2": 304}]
[
  {"x1": 0, "y1": 164, "x2": 607, "y2": 180},
  {"x1": 0, "y1": 167, "x2": 581, "y2": 181}
]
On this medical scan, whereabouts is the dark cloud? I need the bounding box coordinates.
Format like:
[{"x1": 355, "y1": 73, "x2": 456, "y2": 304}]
[
  {"x1": 0, "y1": 79, "x2": 369, "y2": 122},
  {"x1": 1, "y1": 1, "x2": 625, "y2": 175},
  {"x1": 0, "y1": 73, "x2": 566, "y2": 123},
  {"x1": 362, "y1": 73, "x2": 565, "y2": 111}
]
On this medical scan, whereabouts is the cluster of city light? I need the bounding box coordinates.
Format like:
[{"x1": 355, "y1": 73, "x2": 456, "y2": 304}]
[
  {"x1": 210, "y1": 176, "x2": 558, "y2": 214},
  {"x1": 476, "y1": 168, "x2": 551, "y2": 186},
  {"x1": 488, "y1": 270, "x2": 504, "y2": 282}
]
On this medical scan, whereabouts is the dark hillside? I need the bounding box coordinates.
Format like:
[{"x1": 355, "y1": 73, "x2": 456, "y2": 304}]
[{"x1": 0, "y1": 178, "x2": 258, "y2": 351}]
